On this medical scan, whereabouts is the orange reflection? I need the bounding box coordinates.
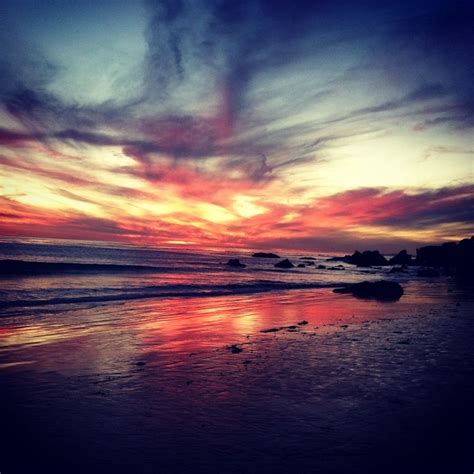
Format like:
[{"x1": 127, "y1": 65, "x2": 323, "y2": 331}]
[
  {"x1": 134, "y1": 289, "x2": 411, "y2": 356},
  {"x1": 0, "y1": 282, "x2": 441, "y2": 379}
]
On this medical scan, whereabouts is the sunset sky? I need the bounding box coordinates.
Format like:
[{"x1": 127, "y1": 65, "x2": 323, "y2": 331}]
[{"x1": 0, "y1": 0, "x2": 473, "y2": 253}]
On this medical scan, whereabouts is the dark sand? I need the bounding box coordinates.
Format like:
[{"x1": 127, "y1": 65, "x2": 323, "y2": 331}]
[{"x1": 1, "y1": 279, "x2": 473, "y2": 473}]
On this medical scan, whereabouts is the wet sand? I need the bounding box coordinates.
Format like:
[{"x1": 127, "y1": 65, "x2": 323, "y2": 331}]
[{"x1": 1, "y1": 280, "x2": 473, "y2": 473}]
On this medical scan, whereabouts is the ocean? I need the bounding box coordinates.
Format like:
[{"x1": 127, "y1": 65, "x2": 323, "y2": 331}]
[
  {"x1": 1, "y1": 237, "x2": 473, "y2": 473},
  {"x1": 0, "y1": 237, "x2": 417, "y2": 315}
]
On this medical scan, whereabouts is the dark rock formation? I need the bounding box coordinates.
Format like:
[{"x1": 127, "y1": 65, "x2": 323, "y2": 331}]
[
  {"x1": 416, "y1": 242, "x2": 456, "y2": 266},
  {"x1": 333, "y1": 280, "x2": 404, "y2": 301},
  {"x1": 317, "y1": 264, "x2": 326, "y2": 269},
  {"x1": 226, "y1": 259, "x2": 246, "y2": 268},
  {"x1": 228, "y1": 344, "x2": 243, "y2": 354},
  {"x1": 415, "y1": 237, "x2": 474, "y2": 279},
  {"x1": 274, "y1": 259, "x2": 294, "y2": 269},
  {"x1": 252, "y1": 252, "x2": 280, "y2": 258},
  {"x1": 327, "y1": 250, "x2": 389, "y2": 266},
  {"x1": 417, "y1": 268, "x2": 440, "y2": 277},
  {"x1": 297, "y1": 263, "x2": 306, "y2": 268},
  {"x1": 389, "y1": 250, "x2": 412, "y2": 265},
  {"x1": 327, "y1": 265, "x2": 345, "y2": 271},
  {"x1": 346, "y1": 250, "x2": 389, "y2": 267},
  {"x1": 300, "y1": 257, "x2": 316, "y2": 260},
  {"x1": 260, "y1": 327, "x2": 280, "y2": 333}
]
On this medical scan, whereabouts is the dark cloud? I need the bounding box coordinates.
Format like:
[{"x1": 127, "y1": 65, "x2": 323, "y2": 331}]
[
  {"x1": 374, "y1": 186, "x2": 474, "y2": 228},
  {"x1": 257, "y1": 185, "x2": 474, "y2": 253},
  {"x1": 389, "y1": 2, "x2": 474, "y2": 127},
  {"x1": 1, "y1": 0, "x2": 473, "y2": 195},
  {"x1": 308, "y1": 185, "x2": 474, "y2": 231}
]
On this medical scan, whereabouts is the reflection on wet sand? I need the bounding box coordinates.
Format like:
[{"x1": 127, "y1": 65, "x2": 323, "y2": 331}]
[
  {"x1": 1, "y1": 281, "x2": 473, "y2": 473},
  {"x1": 0, "y1": 280, "x2": 457, "y2": 376}
]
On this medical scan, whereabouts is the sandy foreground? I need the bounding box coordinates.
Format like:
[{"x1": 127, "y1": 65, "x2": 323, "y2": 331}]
[{"x1": 1, "y1": 279, "x2": 473, "y2": 473}]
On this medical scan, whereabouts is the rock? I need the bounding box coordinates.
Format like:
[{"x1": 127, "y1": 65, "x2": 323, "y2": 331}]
[
  {"x1": 389, "y1": 249, "x2": 412, "y2": 265},
  {"x1": 333, "y1": 280, "x2": 404, "y2": 301},
  {"x1": 345, "y1": 250, "x2": 389, "y2": 267},
  {"x1": 226, "y1": 258, "x2": 246, "y2": 268},
  {"x1": 300, "y1": 257, "x2": 316, "y2": 260},
  {"x1": 317, "y1": 264, "x2": 326, "y2": 269},
  {"x1": 274, "y1": 259, "x2": 294, "y2": 269},
  {"x1": 416, "y1": 242, "x2": 457, "y2": 266},
  {"x1": 228, "y1": 344, "x2": 243, "y2": 354},
  {"x1": 252, "y1": 252, "x2": 280, "y2": 258},
  {"x1": 417, "y1": 268, "x2": 440, "y2": 277},
  {"x1": 327, "y1": 265, "x2": 344, "y2": 271},
  {"x1": 136, "y1": 361, "x2": 146, "y2": 366},
  {"x1": 297, "y1": 263, "x2": 306, "y2": 268},
  {"x1": 415, "y1": 237, "x2": 474, "y2": 280},
  {"x1": 297, "y1": 320, "x2": 308, "y2": 325},
  {"x1": 260, "y1": 327, "x2": 280, "y2": 333},
  {"x1": 326, "y1": 256, "x2": 346, "y2": 262}
]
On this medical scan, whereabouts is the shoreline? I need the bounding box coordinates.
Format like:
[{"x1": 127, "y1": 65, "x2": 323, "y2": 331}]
[{"x1": 1, "y1": 281, "x2": 473, "y2": 473}]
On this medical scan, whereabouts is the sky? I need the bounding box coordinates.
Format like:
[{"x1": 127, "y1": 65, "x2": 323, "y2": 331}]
[{"x1": 0, "y1": 0, "x2": 473, "y2": 253}]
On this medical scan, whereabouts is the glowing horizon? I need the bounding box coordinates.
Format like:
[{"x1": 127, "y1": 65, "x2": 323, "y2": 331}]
[{"x1": 1, "y1": 0, "x2": 473, "y2": 254}]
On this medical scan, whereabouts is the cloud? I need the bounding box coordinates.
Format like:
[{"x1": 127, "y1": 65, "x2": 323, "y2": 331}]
[
  {"x1": 0, "y1": 182, "x2": 472, "y2": 251},
  {"x1": 269, "y1": 186, "x2": 474, "y2": 236},
  {"x1": 1, "y1": 0, "x2": 473, "y2": 250}
]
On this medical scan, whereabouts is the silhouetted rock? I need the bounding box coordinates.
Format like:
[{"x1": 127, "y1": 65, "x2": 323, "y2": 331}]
[
  {"x1": 228, "y1": 344, "x2": 243, "y2": 353},
  {"x1": 417, "y1": 268, "x2": 440, "y2": 277},
  {"x1": 252, "y1": 252, "x2": 280, "y2": 258},
  {"x1": 346, "y1": 250, "x2": 389, "y2": 267},
  {"x1": 333, "y1": 280, "x2": 403, "y2": 301},
  {"x1": 305, "y1": 261, "x2": 315, "y2": 266},
  {"x1": 226, "y1": 259, "x2": 246, "y2": 268},
  {"x1": 300, "y1": 257, "x2": 316, "y2": 260},
  {"x1": 389, "y1": 250, "x2": 412, "y2": 265},
  {"x1": 317, "y1": 264, "x2": 326, "y2": 269},
  {"x1": 274, "y1": 259, "x2": 294, "y2": 269},
  {"x1": 297, "y1": 263, "x2": 306, "y2": 268},
  {"x1": 415, "y1": 237, "x2": 474, "y2": 280},
  {"x1": 327, "y1": 265, "x2": 345, "y2": 271},
  {"x1": 260, "y1": 327, "x2": 280, "y2": 333},
  {"x1": 416, "y1": 242, "x2": 457, "y2": 266},
  {"x1": 457, "y1": 238, "x2": 474, "y2": 279}
]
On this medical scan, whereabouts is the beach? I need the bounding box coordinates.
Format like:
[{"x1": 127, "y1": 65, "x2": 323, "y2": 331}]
[
  {"x1": 2, "y1": 0, "x2": 474, "y2": 471},
  {"x1": 1, "y1": 244, "x2": 473, "y2": 474}
]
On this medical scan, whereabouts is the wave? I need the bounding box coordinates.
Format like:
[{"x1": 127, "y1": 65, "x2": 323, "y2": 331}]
[
  {"x1": 0, "y1": 259, "x2": 171, "y2": 275},
  {"x1": 0, "y1": 281, "x2": 335, "y2": 310},
  {"x1": 0, "y1": 258, "x2": 351, "y2": 277}
]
